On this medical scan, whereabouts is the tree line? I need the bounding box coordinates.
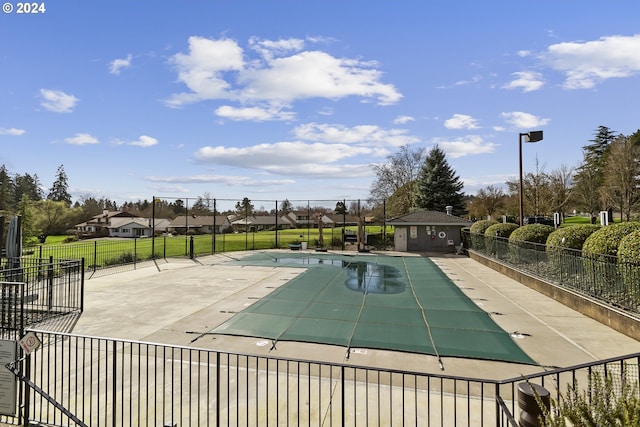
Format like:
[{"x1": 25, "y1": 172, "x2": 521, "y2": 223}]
[{"x1": 368, "y1": 126, "x2": 640, "y2": 223}]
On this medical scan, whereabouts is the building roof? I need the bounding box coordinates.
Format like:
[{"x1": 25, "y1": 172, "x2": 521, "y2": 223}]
[
  {"x1": 231, "y1": 215, "x2": 293, "y2": 226},
  {"x1": 107, "y1": 217, "x2": 150, "y2": 229},
  {"x1": 168, "y1": 215, "x2": 230, "y2": 227},
  {"x1": 387, "y1": 210, "x2": 472, "y2": 226}
]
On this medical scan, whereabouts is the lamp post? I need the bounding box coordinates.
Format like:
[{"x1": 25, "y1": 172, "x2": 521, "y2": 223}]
[{"x1": 519, "y1": 130, "x2": 543, "y2": 226}]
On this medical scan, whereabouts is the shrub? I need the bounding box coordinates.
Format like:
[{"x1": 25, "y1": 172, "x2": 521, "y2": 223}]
[
  {"x1": 582, "y1": 222, "x2": 640, "y2": 297},
  {"x1": 617, "y1": 230, "x2": 640, "y2": 299},
  {"x1": 508, "y1": 224, "x2": 555, "y2": 263},
  {"x1": 537, "y1": 370, "x2": 640, "y2": 426},
  {"x1": 545, "y1": 224, "x2": 600, "y2": 275},
  {"x1": 509, "y1": 224, "x2": 555, "y2": 247},
  {"x1": 546, "y1": 224, "x2": 601, "y2": 251},
  {"x1": 484, "y1": 223, "x2": 518, "y2": 256},
  {"x1": 469, "y1": 219, "x2": 498, "y2": 250},
  {"x1": 583, "y1": 222, "x2": 640, "y2": 258}
]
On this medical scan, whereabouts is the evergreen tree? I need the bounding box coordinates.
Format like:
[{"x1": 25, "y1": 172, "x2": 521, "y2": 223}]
[
  {"x1": 47, "y1": 164, "x2": 72, "y2": 207},
  {"x1": 235, "y1": 197, "x2": 254, "y2": 217},
  {"x1": 279, "y1": 199, "x2": 293, "y2": 214},
  {"x1": 413, "y1": 145, "x2": 466, "y2": 215},
  {"x1": 573, "y1": 126, "x2": 618, "y2": 218},
  {"x1": 0, "y1": 164, "x2": 15, "y2": 212},
  {"x1": 14, "y1": 172, "x2": 44, "y2": 203}
]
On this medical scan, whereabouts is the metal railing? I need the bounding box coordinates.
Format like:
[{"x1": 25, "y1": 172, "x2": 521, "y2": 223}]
[
  {"x1": 0, "y1": 258, "x2": 84, "y2": 340},
  {"x1": 23, "y1": 229, "x2": 392, "y2": 278},
  {"x1": 4, "y1": 330, "x2": 639, "y2": 426},
  {"x1": 465, "y1": 232, "x2": 640, "y2": 317}
]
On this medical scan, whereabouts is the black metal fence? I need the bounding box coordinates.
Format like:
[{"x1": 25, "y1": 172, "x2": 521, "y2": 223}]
[
  {"x1": 23, "y1": 227, "x2": 392, "y2": 278},
  {"x1": 4, "y1": 330, "x2": 639, "y2": 426},
  {"x1": 0, "y1": 258, "x2": 84, "y2": 340},
  {"x1": 465, "y1": 232, "x2": 640, "y2": 317}
]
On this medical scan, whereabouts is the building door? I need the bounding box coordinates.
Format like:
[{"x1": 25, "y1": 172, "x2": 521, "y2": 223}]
[{"x1": 395, "y1": 227, "x2": 407, "y2": 251}]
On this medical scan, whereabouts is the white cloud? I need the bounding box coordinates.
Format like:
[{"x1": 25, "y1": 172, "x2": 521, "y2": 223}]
[
  {"x1": 502, "y1": 71, "x2": 545, "y2": 92},
  {"x1": 64, "y1": 133, "x2": 99, "y2": 145},
  {"x1": 500, "y1": 112, "x2": 550, "y2": 129},
  {"x1": 40, "y1": 89, "x2": 79, "y2": 113},
  {"x1": 293, "y1": 123, "x2": 419, "y2": 147},
  {"x1": 129, "y1": 135, "x2": 158, "y2": 147},
  {"x1": 165, "y1": 36, "x2": 245, "y2": 108},
  {"x1": 146, "y1": 173, "x2": 295, "y2": 187},
  {"x1": 393, "y1": 115, "x2": 415, "y2": 125},
  {"x1": 194, "y1": 141, "x2": 372, "y2": 171},
  {"x1": 433, "y1": 135, "x2": 498, "y2": 158},
  {"x1": 214, "y1": 105, "x2": 295, "y2": 121},
  {"x1": 109, "y1": 54, "x2": 132, "y2": 74},
  {"x1": 0, "y1": 128, "x2": 25, "y2": 136},
  {"x1": 248, "y1": 36, "x2": 305, "y2": 60},
  {"x1": 544, "y1": 34, "x2": 640, "y2": 89},
  {"x1": 166, "y1": 36, "x2": 402, "y2": 110},
  {"x1": 444, "y1": 114, "x2": 479, "y2": 130}
]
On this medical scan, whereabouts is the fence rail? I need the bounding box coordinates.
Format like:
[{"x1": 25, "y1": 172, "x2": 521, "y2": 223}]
[
  {"x1": 0, "y1": 258, "x2": 84, "y2": 340},
  {"x1": 3, "y1": 330, "x2": 639, "y2": 426},
  {"x1": 23, "y1": 227, "x2": 391, "y2": 278},
  {"x1": 465, "y1": 232, "x2": 640, "y2": 317}
]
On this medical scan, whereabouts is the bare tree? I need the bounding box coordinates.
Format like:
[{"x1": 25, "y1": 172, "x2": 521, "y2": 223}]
[
  {"x1": 601, "y1": 135, "x2": 640, "y2": 221},
  {"x1": 547, "y1": 164, "x2": 574, "y2": 216},
  {"x1": 369, "y1": 145, "x2": 425, "y2": 217},
  {"x1": 469, "y1": 185, "x2": 505, "y2": 219}
]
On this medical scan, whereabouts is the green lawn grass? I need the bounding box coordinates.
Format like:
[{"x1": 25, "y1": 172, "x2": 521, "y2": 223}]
[{"x1": 29, "y1": 226, "x2": 392, "y2": 268}]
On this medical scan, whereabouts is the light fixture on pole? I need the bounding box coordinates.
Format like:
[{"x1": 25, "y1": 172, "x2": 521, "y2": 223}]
[{"x1": 519, "y1": 130, "x2": 543, "y2": 226}]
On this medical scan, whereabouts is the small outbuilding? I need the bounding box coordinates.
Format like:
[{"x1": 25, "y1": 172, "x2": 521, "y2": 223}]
[{"x1": 387, "y1": 209, "x2": 471, "y2": 252}]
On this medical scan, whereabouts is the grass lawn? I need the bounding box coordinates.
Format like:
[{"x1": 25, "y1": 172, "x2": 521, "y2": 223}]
[{"x1": 30, "y1": 226, "x2": 392, "y2": 268}]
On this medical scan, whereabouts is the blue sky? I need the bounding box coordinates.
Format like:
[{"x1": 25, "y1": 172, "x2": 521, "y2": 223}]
[{"x1": 2, "y1": 1, "x2": 639, "y2": 209}]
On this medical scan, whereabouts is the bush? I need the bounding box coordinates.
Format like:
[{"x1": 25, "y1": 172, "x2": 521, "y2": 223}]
[
  {"x1": 469, "y1": 219, "x2": 498, "y2": 249},
  {"x1": 509, "y1": 224, "x2": 555, "y2": 247},
  {"x1": 484, "y1": 223, "x2": 518, "y2": 255},
  {"x1": 617, "y1": 230, "x2": 640, "y2": 299},
  {"x1": 546, "y1": 224, "x2": 600, "y2": 273},
  {"x1": 508, "y1": 224, "x2": 555, "y2": 263},
  {"x1": 582, "y1": 222, "x2": 640, "y2": 297},
  {"x1": 583, "y1": 222, "x2": 640, "y2": 258},
  {"x1": 546, "y1": 224, "x2": 601, "y2": 251},
  {"x1": 537, "y1": 370, "x2": 640, "y2": 426}
]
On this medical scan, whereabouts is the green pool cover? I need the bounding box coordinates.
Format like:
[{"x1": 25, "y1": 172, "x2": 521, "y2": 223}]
[{"x1": 211, "y1": 252, "x2": 536, "y2": 365}]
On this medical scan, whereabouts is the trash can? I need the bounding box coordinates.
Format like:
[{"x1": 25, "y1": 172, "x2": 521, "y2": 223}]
[{"x1": 301, "y1": 242, "x2": 307, "y2": 250}]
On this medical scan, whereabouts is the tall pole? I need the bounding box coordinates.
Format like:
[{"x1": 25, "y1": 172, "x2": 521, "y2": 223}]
[
  {"x1": 518, "y1": 131, "x2": 543, "y2": 226},
  {"x1": 519, "y1": 133, "x2": 525, "y2": 227}
]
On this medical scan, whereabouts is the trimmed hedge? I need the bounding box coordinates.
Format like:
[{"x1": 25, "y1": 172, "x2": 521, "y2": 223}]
[
  {"x1": 583, "y1": 222, "x2": 640, "y2": 258},
  {"x1": 509, "y1": 224, "x2": 555, "y2": 247},
  {"x1": 582, "y1": 222, "x2": 640, "y2": 298},
  {"x1": 485, "y1": 222, "x2": 519, "y2": 238},
  {"x1": 546, "y1": 224, "x2": 601, "y2": 251},
  {"x1": 546, "y1": 224, "x2": 600, "y2": 272},
  {"x1": 469, "y1": 219, "x2": 498, "y2": 250},
  {"x1": 484, "y1": 223, "x2": 519, "y2": 255},
  {"x1": 618, "y1": 230, "x2": 640, "y2": 295}
]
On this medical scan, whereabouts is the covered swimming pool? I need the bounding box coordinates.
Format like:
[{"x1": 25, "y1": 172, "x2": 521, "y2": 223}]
[{"x1": 211, "y1": 252, "x2": 536, "y2": 365}]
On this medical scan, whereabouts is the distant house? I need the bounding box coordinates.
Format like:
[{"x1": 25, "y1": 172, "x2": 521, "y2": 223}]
[
  {"x1": 231, "y1": 215, "x2": 294, "y2": 232},
  {"x1": 107, "y1": 217, "x2": 153, "y2": 238},
  {"x1": 167, "y1": 215, "x2": 231, "y2": 234},
  {"x1": 75, "y1": 210, "x2": 141, "y2": 238},
  {"x1": 387, "y1": 210, "x2": 471, "y2": 252},
  {"x1": 323, "y1": 213, "x2": 360, "y2": 227}
]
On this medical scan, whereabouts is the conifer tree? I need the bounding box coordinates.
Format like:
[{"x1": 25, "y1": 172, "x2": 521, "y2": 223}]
[
  {"x1": 413, "y1": 145, "x2": 466, "y2": 216},
  {"x1": 47, "y1": 164, "x2": 72, "y2": 207}
]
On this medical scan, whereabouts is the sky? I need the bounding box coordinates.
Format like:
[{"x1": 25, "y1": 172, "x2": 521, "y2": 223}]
[{"x1": 2, "y1": 1, "x2": 640, "y2": 210}]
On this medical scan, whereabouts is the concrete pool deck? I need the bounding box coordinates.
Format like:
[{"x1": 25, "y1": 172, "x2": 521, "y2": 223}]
[{"x1": 41, "y1": 250, "x2": 640, "y2": 380}]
